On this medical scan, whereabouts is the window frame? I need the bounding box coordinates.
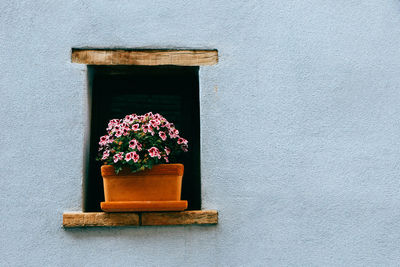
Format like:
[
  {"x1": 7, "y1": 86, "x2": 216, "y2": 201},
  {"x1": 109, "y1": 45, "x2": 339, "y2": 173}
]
[{"x1": 63, "y1": 48, "x2": 219, "y2": 227}]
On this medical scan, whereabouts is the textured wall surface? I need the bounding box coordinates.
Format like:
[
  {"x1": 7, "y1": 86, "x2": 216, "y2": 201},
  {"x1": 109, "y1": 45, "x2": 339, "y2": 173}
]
[{"x1": 2, "y1": 0, "x2": 400, "y2": 266}]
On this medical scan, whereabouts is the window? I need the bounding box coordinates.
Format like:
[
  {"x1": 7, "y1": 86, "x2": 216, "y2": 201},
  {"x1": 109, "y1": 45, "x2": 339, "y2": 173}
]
[
  {"x1": 64, "y1": 49, "x2": 218, "y2": 227},
  {"x1": 84, "y1": 65, "x2": 201, "y2": 211}
]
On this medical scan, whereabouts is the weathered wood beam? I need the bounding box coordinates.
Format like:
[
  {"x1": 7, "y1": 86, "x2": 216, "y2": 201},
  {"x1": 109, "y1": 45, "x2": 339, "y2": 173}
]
[
  {"x1": 141, "y1": 210, "x2": 218, "y2": 226},
  {"x1": 62, "y1": 210, "x2": 218, "y2": 227},
  {"x1": 71, "y1": 49, "x2": 218, "y2": 66},
  {"x1": 63, "y1": 212, "x2": 140, "y2": 227}
]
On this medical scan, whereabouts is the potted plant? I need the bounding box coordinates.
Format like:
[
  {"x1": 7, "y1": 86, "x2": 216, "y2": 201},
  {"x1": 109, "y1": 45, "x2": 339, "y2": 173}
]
[{"x1": 97, "y1": 112, "x2": 189, "y2": 212}]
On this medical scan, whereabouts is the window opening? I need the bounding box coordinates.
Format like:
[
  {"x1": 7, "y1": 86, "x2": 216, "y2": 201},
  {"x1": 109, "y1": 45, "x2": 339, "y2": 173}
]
[{"x1": 84, "y1": 65, "x2": 201, "y2": 211}]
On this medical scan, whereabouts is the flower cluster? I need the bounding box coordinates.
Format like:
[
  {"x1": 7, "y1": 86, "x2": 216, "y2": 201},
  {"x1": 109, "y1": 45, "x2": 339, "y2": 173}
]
[{"x1": 97, "y1": 112, "x2": 189, "y2": 173}]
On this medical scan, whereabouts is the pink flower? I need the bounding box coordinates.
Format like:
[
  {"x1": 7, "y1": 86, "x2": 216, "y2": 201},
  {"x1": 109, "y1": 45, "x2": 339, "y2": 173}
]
[
  {"x1": 113, "y1": 152, "x2": 124, "y2": 163},
  {"x1": 159, "y1": 131, "x2": 167, "y2": 141},
  {"x1": 125, "y1": 152, "x2": 133, "y2": 161},
  {"x1": 115, "y1": 130, "x2": 123, "y2": 137},
  {"x1": 142, "y1": 124, "x2": 153, "y2": 134},
  {"x1": 162, "y1": 122, "x2": 174, "y2": 129},
  {"x1": 132, "y1": 124, "x2": 140, "y2": 131},
  {"x1": 107, "y1": 119, "x2": 119, "y2": 131},
  {"x1": 168, "y1": 129, "x2": 179, "y2": 138},
  {"x1": 154, "y1": 113, "x2": 163, "y2": 120},
  {"x1": 99, "y1": 135, "x2": 108, "y2": 146},
  {"x1": 124, "y1": 115, "x2": 136, "y2": 124},
  {"x1": 177, "y1": 137, "x2": 188, "y2": 145},
  {"x1": 132, "y1": 152, "x2": 139, "y2": 163},
  {"x1": 129, "y1": 139, "x2": 138, "y2": 149},
  {"x1": 124, "y1": 152, "x2": 139, "y2": 162},
  {"x1": 164, "y1": 147, "x2": 171, "y2": 155},
  {"x1": 148, "y1": 147, "x2": 161, "y2": 159},
  {"x1": 136, "y1": 143, "x2": 142, "y2": 151},
  {"x1": 181, "y1": 144, "x2": 188, "y2": 152},
  {"x1": 150, "y1": 119, "x2": 161, "y2": 129},
  {"x1": 102, "y1": 150, "x2": 110, "y2": 160},
  {"x1": 123, "y1": 128, "x2": 130, "y2": 136},
  {"x1": 164, "y1": 156, "x2": 169, "y2": 163}
]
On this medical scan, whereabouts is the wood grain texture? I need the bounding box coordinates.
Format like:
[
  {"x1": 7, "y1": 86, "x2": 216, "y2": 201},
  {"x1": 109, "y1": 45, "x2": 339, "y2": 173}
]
[
  {"x1": 63, "y1": 212, "x2": 140, "y2": 227},
  {"x1": 141, "y1": 210, "x2": 218, "y2": 226},
  {"x1": 62, "y1": 210, "x2": 218, "y2": 227},
  {"x1": 71, "y1": 49, "x2": 218, "y2": 66}
]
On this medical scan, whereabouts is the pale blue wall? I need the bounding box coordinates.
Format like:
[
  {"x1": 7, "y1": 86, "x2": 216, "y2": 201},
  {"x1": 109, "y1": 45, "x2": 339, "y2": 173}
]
[{"x1": 2, "y1": 0, "x2": 400, "y2": 266}]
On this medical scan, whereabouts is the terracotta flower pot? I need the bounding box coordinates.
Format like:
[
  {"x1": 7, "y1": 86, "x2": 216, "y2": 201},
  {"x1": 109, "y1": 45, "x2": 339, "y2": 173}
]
[{"x1": 100, "y1": 164, "x2": 188, "y2": 212}]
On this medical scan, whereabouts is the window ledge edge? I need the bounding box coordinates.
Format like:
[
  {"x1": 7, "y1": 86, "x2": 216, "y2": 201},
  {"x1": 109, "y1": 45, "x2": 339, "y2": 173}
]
[{"x1": 63, "y1": 210, "x2": 218, "y2": 228}]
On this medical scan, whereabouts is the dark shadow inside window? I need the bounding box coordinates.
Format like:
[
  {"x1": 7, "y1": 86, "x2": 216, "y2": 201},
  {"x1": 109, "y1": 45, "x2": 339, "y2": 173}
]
[{"x1": 84, "y1": 65, "x2": 201, "y2": 211}]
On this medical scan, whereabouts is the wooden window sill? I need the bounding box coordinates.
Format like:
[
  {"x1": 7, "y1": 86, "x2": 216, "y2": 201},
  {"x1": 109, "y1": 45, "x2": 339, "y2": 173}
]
[{"x1": 63, "y1": 210, "x2": 218, "y2": 228}]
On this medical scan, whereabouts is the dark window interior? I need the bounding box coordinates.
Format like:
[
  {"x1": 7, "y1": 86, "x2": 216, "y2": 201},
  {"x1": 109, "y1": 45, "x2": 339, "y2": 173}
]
[{"x1": 84, "y1": 65, "x2": 201, "y2": 211}]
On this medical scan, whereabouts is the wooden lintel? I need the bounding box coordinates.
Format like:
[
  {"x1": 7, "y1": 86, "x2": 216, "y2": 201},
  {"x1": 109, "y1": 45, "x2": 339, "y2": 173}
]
[
  {"x1": 71, "y1": 49, "x2": 218, "y2": 66},
  {"x1": 62, "y1": 210, "x2": 218, "y2": 227}
]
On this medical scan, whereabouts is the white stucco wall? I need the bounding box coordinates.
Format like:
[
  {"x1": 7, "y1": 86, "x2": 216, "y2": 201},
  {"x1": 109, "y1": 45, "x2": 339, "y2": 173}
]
[{"x1": 2, "y1": 1, "x2": 400, "y2": 266}]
